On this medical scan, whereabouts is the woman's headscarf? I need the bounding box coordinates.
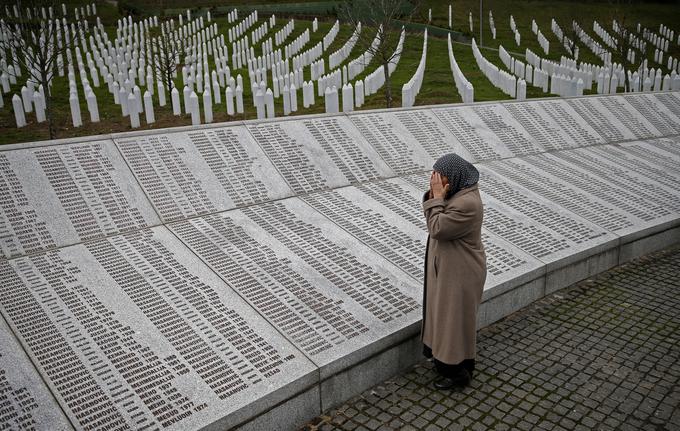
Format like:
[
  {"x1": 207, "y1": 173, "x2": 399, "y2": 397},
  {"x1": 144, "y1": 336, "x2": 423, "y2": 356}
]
[{"x1": 433, "y1": 153, "x2": 479, "y2": 199}]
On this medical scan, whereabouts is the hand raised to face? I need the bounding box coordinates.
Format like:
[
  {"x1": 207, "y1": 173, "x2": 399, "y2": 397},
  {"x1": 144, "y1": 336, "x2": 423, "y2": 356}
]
[{"x1": 430, "y1": 171, "x2": 449, "y2": 200}]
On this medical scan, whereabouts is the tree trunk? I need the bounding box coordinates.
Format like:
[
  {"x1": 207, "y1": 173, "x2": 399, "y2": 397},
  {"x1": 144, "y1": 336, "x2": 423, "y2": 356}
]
[
  {"x1": 383, "y1": 62, "x2": 392, "y2": 108},
  {"x1": 41, "y1": 69, "x2": 56, "y2": 139}
]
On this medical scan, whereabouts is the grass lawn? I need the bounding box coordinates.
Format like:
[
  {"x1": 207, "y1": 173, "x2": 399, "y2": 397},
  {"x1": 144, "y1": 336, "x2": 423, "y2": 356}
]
[{"x1": 1, "y1": 0, "x2": 679, "y2": 145}]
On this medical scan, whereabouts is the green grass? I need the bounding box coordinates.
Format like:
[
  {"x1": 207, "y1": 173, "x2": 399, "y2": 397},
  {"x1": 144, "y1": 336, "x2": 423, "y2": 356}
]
[{"x1": 1, "y1": 0, "x2": 680, "y2": 145}]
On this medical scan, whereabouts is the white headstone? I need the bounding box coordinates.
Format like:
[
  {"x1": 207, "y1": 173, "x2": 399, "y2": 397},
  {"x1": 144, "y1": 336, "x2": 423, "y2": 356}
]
[
  {"x1": 189, "y1": 91, "x2": 200, "y2": 125},
  {"x1": 12, "y1": 94, "x2": 26, "y2": 127},
  {"x1": 226, "y1": 86, "x2": 235, "y2": 115},
  {"x1": 265, "y1": 88, "x2": 275, "y2": 118},
  {"x1": 255, "y1": 89, "x2": 265, "y2": 119},
  {"x1": 203, "y1": 90, "x2": 213, "y2": 123},
  {"x1": 70, "y1": 93, "x2": 82, "y2": 127},
  {"x1": 144, "y1": 90, "x2": 154, "y2": 124},
  {"x1": 235, "y1": 84, "x2": 244, "y2": 113},
  {"x1": 128, "y1": 93, "x2": 140, "y2": 128},
  {"x1": 171, "y1": 87, "x2": 181, "y2": 115},
  {"x1": 290, "y1": 84, "x2": 298, "y2": 112}
]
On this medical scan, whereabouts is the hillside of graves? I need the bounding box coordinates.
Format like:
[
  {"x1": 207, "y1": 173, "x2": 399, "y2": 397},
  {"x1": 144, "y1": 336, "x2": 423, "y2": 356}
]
[{"x1": 0, "y1": 0, "x2": 679, "y2": 145}]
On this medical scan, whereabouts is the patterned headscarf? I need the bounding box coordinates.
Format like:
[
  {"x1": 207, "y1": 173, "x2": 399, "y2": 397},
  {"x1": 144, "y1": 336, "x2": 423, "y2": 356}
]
[{"x1": 433, "y1": 153, "x2": 479, "y2": 199}]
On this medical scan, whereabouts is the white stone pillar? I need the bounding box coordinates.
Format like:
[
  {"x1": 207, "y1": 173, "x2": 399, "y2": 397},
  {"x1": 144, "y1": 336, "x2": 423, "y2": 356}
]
[
  {"x1": 158, "y1": 82, "x2": 166, "y2": 107},
  {"x1": 144, "y1": 90, "x2": 154, "y2": 124},
  {"x1": 86, "y1": 90, "x2": 99, "y2": 122},
  {"x1": 342, "y1": 84, "x2": 354, "y2": 112},
  {"x1": 70, "y1": 93, "x2": 82, "y2": 127},
  {"x1": 129, "y1": 93, "x2": 140, "y2": 128},
  {"x1": 290, "y1": 84, "x2": 298, "y2": 112},
  {"x1": 255, "y1": 89, "x2": 265, "y2": 119},
  {"x1": 13, "y1": 95, "x2": 26, "y2": 127},
  {"x1": 235, "y1": 84, "x2": 244, "y2": 113},
  {"x1": 265, "y1": 88, "x2": 275, "y2": 118},
  {"x1": 282, "y1": 85, "x2": 290, "y2": 115},
  {"x1": 203, "y1": 90, "x2": 213, "y2": 123},
  {"x1": 190, "y1": 91, "x2": 200, "y2": 125},
  {"x1": 226, "y1": 87, "x2": 235, "y2": 115}
]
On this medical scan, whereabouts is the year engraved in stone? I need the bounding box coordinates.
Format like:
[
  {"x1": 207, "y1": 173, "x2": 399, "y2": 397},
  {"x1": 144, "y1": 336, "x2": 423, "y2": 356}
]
[
  {"x1": 248, "y1": 124, "x2": 326, "y2": 193},
  {"x1": 242, "y1": 203, "x2": 419, "y2": 322},
  {"x1": 302, "y1": 192, "x2": 423, "y2": 279},
  {"x1": 117, "y1": 136, "x2": 216, "y2": 220},
  {"x1": 350, "y1": 115, "x2": 425, "y2": 173},
  {"x1": 567, "y1": 99, "x2": 624, "y2": 142},
  {"x1": 171, "y1": 215, "x2": 368, "y2": 356},
  {"x1": 432, "y1": 109, "x2": 501, "y2": 160},
  {"x1": 86, "y1": 231, "x2": 290, "y2": 395},
  {"x1": 394, "y1": 111, "x2": 452, "y2": 159},
  {"x1": 189, "y1": 130, "x2": 269, "y2": 207},
  {"x1": 35, "y1": 144, "x2": 147, "y2": 240},
  {"x1": 472, "y1": 105, "x2": 538, "y2": 156},
  {"x1": 0, "y1": 154, "x2": 55, "y2": 258},
  {"x1": 305, "y1": 119, "x2": 379, "y2": 183},
  {"x1": 482, "y1": 232, "x2": 526, "y2": 277}
]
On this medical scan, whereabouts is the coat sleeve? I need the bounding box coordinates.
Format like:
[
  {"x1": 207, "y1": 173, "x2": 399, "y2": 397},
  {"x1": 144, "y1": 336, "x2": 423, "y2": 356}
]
[{"x1": 422, "y1": 196, "x2": 476, "y2": 241}]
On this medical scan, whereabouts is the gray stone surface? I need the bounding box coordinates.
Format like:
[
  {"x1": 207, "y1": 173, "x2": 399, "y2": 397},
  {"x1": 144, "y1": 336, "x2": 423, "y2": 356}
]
[
  {"x1": 246, "y1": 116, "x2": 395, "y2": 193},
  {"x1": 505, "y1": 98, "x2": 605, "y2": 149},
  {"x1": 307, "y1": 245, "x2": 680, "y2": 431},
  {"x1": 0, "y1": 317, "x2": 73, "y2": 430},
  {"x1": 0, "y1": 227, "x2": 315, "y2": 430},
  {"x1": 347, "y1": 110, "x2": 476, "y2": 171},
  {"x1": 567, "y1": 96, "x2": 653, "y2": 142},
  {"x1": 0, "y1": 140, "x2": 159, "y2": 258},
  {"x1": 0, "y1": 92, "x2": 679, "y2": 431},
  {"x1": 114, "y1": 126, "x2": 293, "y2": 221},
  {"x1": 169, "y1": 197, "x2": 422, "y2": 379}
]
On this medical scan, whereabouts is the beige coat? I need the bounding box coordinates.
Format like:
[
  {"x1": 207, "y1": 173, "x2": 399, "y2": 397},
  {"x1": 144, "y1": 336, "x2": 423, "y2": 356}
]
[{"x1": 421, "y1": 184, "x2": 486, "y2": 365}]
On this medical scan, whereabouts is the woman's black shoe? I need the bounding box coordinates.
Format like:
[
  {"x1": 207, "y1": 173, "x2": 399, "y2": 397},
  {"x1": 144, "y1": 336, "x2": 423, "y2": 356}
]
[{"x1": 434, "y1": 369, "x2": 471, "y2": 389}]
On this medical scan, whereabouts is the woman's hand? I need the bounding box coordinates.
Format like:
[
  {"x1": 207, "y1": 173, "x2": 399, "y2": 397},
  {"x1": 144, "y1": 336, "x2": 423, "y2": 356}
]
[{"x1": 430, "y1": 172, "x2": 449, "y2": 200}]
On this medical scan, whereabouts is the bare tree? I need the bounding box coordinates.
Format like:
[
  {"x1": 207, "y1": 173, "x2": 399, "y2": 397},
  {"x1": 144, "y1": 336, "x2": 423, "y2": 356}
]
[
  {"x1": 607, "y1": 9, "x2": 647, "y2": 92},
  {"x1": 341, "y1": 0, "x2": 420, "y2": 108},
  {"x1": 149, "y1": 19, "x2": 180, "y2": 98},
  {"x1": 0, "y1": 0, "x2": 88, "y2": 138}
]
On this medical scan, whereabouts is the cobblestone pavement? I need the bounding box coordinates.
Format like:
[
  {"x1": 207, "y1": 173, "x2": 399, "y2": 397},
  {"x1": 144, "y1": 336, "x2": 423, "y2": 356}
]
[{"x1": 302, "y1": 246, "x2": 680, "y2": 431}]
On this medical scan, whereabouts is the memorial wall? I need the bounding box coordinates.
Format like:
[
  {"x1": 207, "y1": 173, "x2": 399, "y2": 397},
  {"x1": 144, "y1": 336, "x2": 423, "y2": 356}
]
[{"x1": 1, "y1": 92, "x2": 679, "y2": 430}]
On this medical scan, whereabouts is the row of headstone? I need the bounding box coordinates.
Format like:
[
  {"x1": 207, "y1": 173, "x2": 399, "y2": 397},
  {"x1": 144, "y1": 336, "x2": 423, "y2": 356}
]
[
  {"x1": 572, "y1": 21, "x2": 606, "y2": 63},
  {"x1": 447, "y1": 34, "x2": 474, "y2": 103},
  {"x1": 329, "y1": 23, "x2": 361, "y2": 70},
  {"x1": 361, "y1": 27, "x2": 405, "y2": 97},
  {"x1": 402, "y1": 30, "x2": 428, "y2": 107},
  {"x1": 658, "y1": 23, "x2": 675, "y2": 42},
  {"x1": 323, "y1": 21, "x2": 340, "y2": 50},
  {"x1": 531, "y1": 20, "x2": 550, "y2": 55},
  {"x1": 251, "y1": 18, "x2": 271, "y2": 45},
  {"x1": 509, "y1": 15, "x2": 521, "y2": 46},
  {"x1": 666, "y1": 56, "x2": 679, "y2": 74},
  {"x1": 284, "y1": 29, "x2": 310, "y2": 60},
  {"x1": 228, "y1": 11, "x2": 258, "y2": 43},
  {"x1": 274, "y1": 19, "x2": 294, "y2": 46},
  {"x1": 347, "y1": 27, "x2": 380, "y2": 80},
  {"x1": 552, "y1": 18, "x2": 577, "y2": 59},
  {"x1": 593, "y1": 21, "x2": 617, "y2": 50},
  {"x1": 639, "y1": 25, "x2": 670, "y2": 52},
  {"x1": 226, "y1": 9, "x2": 238, "y2": 24}
]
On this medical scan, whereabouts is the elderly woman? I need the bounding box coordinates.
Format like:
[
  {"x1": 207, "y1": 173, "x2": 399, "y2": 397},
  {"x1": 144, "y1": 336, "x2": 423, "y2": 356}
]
[{"x1": 422, "y1": 153, "x2": 487, "y2": 390}]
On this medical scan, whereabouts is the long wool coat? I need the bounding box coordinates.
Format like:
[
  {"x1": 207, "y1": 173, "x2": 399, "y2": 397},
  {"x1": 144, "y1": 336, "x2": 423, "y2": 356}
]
[{"x1": 421, "y1": 184, "x2": 487, "y2": 365}]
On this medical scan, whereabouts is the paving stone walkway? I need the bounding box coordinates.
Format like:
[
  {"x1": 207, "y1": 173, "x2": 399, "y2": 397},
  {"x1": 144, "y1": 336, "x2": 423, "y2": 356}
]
[{"x1": 302, "y1": 246, "x2": 680, "y2": 431}]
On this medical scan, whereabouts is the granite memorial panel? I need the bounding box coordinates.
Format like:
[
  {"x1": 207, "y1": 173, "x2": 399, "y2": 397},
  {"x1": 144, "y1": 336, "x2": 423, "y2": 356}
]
[
  {"x1": 623, "y1": 94, "x2": 680, "y2": 136},
  {"x1": 246, "y1": 116, "x2": 394, "y2": 194},
  {"x1": 0, "y1": 140, "x2": 159, "y2": 259},
  {"x1": 503, "y1": 99, "x2": 604, "y2": 149},
  {"x1": 169, "y1": 197, "x2": 421, "y2": 379},
  {"x1": 347, "y1": 110, "x2": 474, "y2": 173},
  {"x1": 114, "y1": 127, "x2": 293, "y2": 222},
  {"x1": 486, "y1": 152, "x2": 677, "y2": 238},
  {"x1": 0, "y1": 317, "x2": 73, "y2": 430},
  {"x1": 0, "y1": 227, "x2": 315, "y2": 430}
]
